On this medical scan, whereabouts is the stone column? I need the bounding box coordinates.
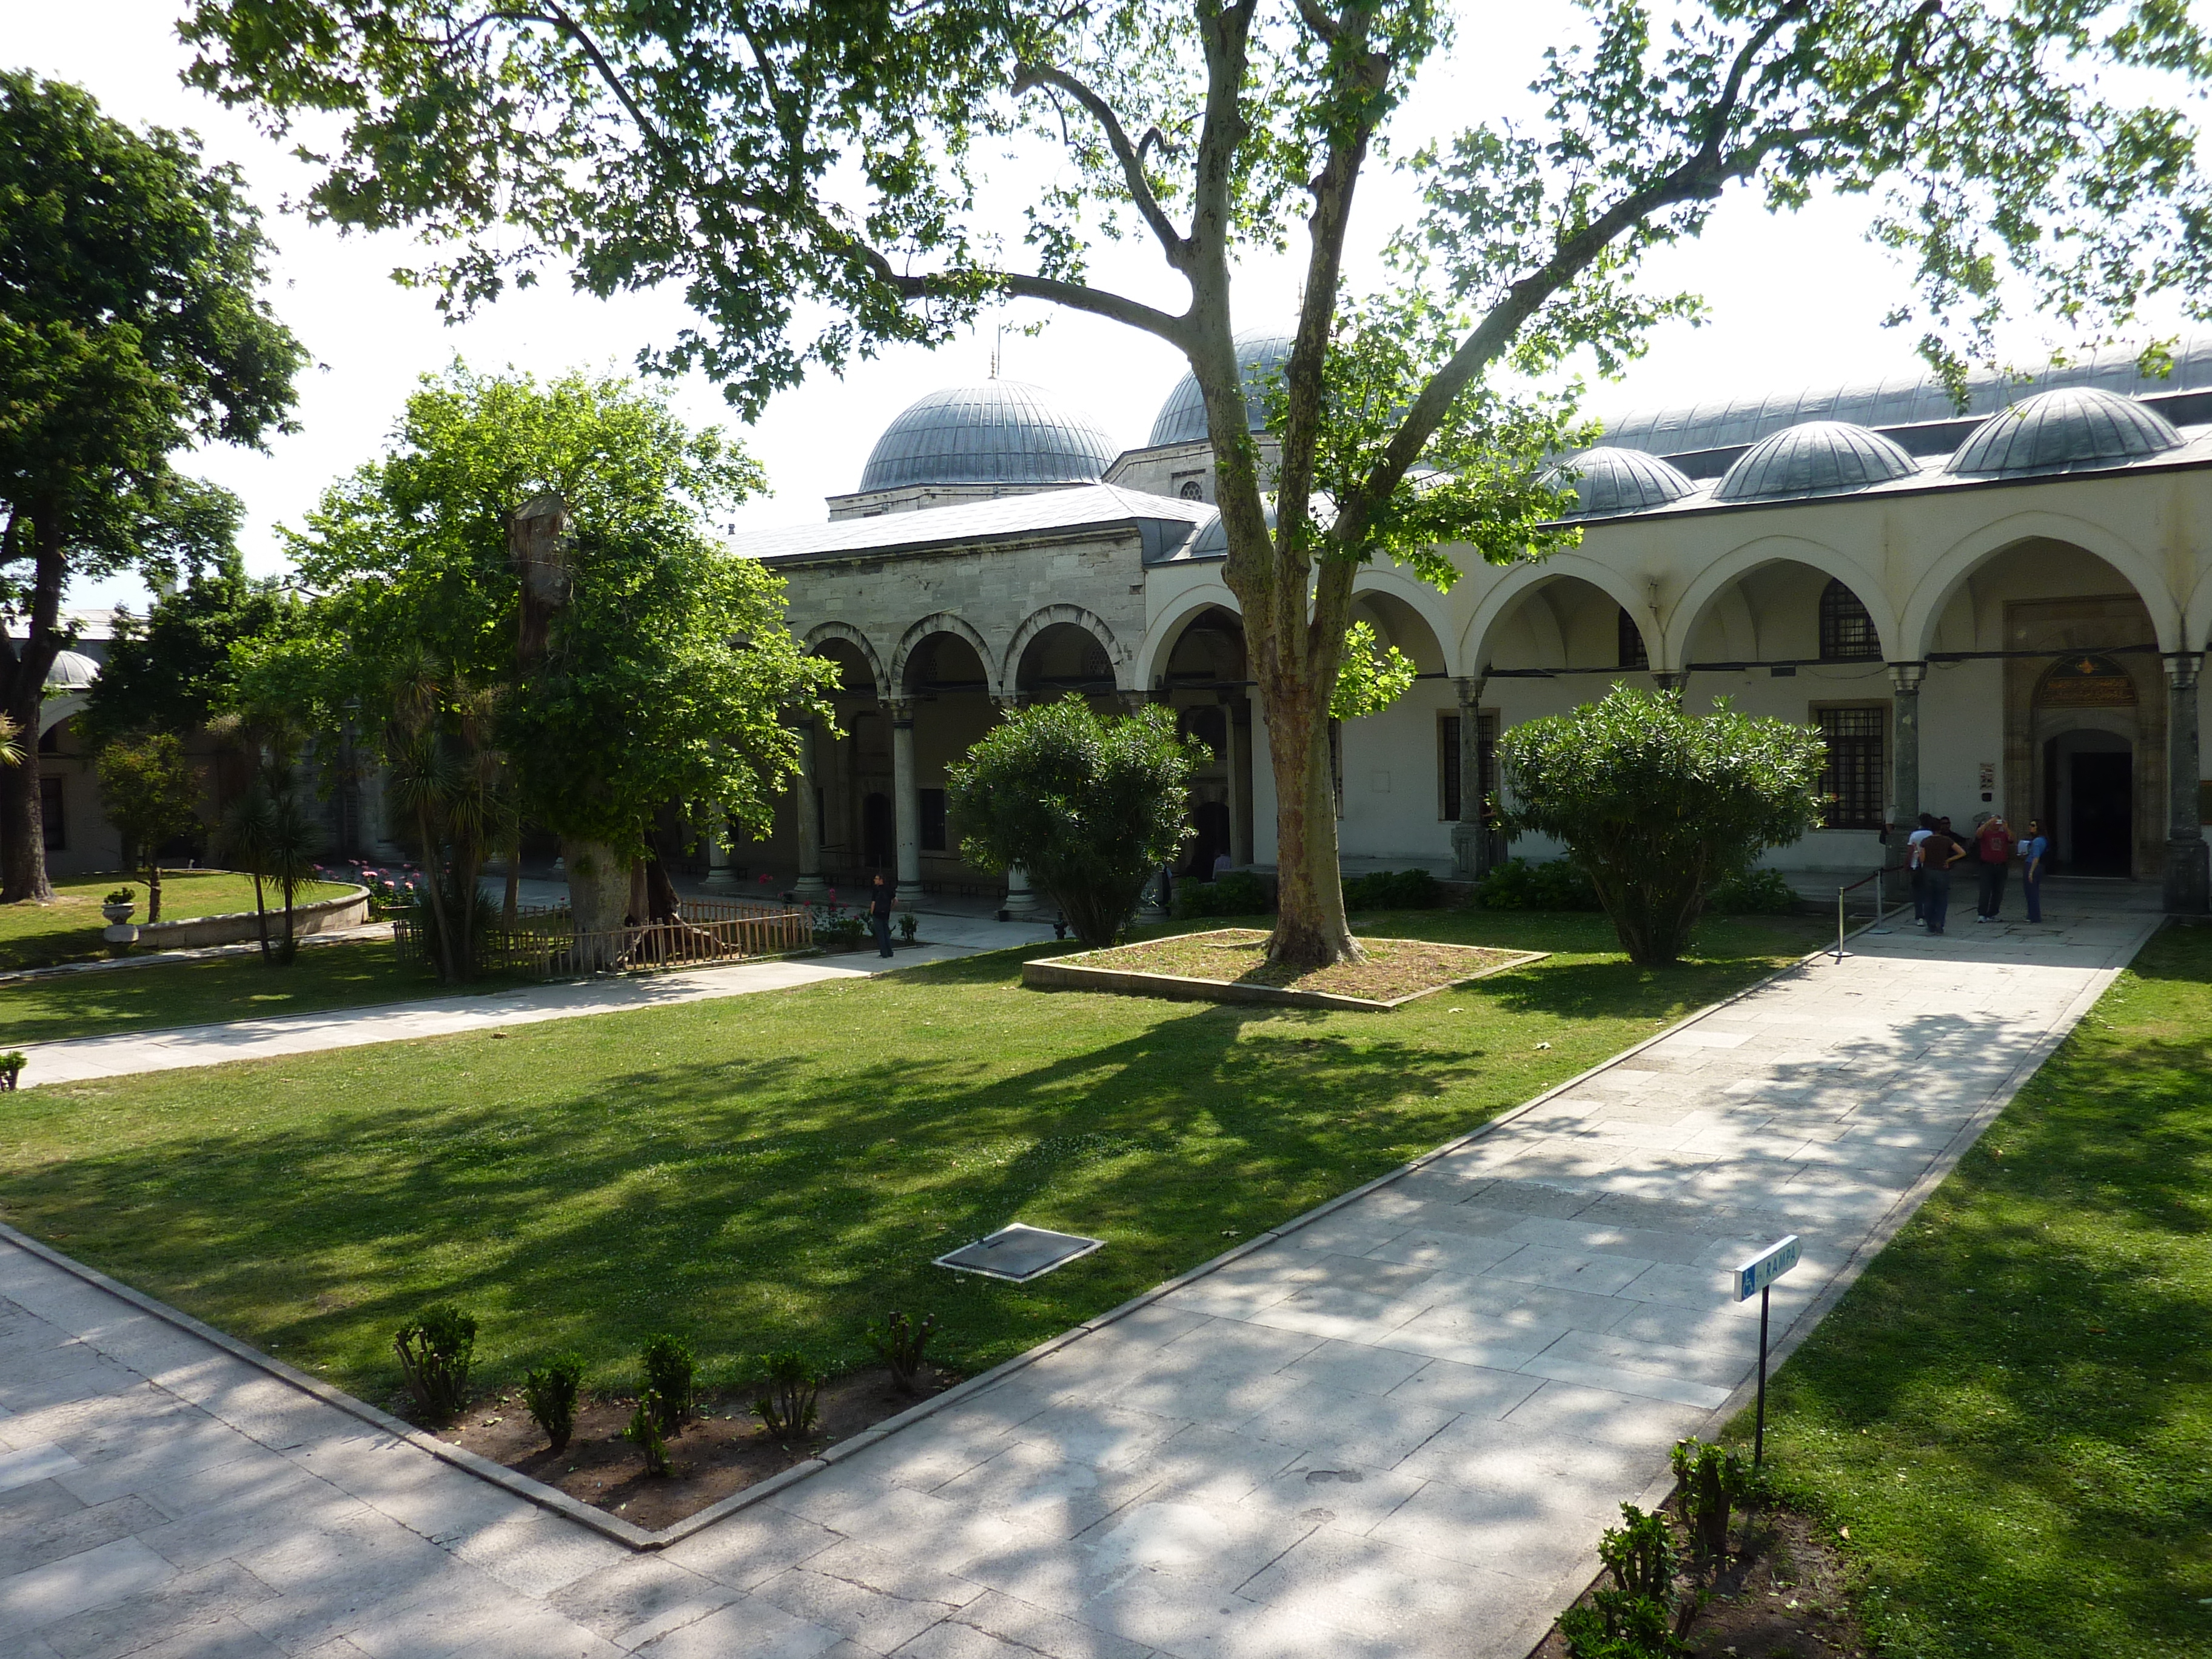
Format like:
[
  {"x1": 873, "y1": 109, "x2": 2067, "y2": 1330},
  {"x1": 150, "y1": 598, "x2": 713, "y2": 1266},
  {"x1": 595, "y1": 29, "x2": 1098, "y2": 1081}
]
[
  {"x1": 703, "y1": 807, "x2": 737, "y2": 887},
  {"x1": 1222, "y1": 695, "x2": 1252, "y2": 866},
  {"x1": 1651, "y1": 671, "x2": 1686, "y2": 698},
  {"x1": 1451, "y1": 675, "x2": 1490, "y2": 879},
  {"x1": 1887, "y1": 662, "x2": 1925, "y2": 834},
  {"x1": 2164, "y1": 652, "x2": 2208, "y2": 913},
  {"x1": 891, "y1": 700, "x2": 922, "y2": 885},
  {"x1": 793, "y1": 717, "x2": 827, "y2": 899}
]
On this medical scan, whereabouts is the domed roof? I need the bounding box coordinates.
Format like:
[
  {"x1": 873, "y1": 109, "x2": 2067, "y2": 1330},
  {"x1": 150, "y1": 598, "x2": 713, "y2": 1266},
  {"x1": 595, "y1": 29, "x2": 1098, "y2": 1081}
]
[
  {"x1": 44, "y1": 650, "x2": 99, "y2": 690},
  {"x1": 1946, "y1": 386, "x2": 2184, "y2": 478},
  {"x1": 1541, "y1": 446, "x2": 1697, "y2": 518},
  {"x1": 857, "y1": 381, "x2": 1116, "y2": 492},
  {"x1": 1148, "y1": 332, "x2": 1295, "y2": 447},
  {"x1": 1714, "y1": 421, "x2": 1919, "y2": 503}
]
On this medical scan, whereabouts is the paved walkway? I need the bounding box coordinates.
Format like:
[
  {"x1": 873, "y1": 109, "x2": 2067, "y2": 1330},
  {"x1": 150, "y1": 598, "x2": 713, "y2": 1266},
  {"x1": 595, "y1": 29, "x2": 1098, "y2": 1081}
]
[
  {"x1": 13, "y1": 915, "x2": 1061, "y2": 1090},
  {"x1": 0, "y1": 900, "x2": 2160, "y2": 1659}
]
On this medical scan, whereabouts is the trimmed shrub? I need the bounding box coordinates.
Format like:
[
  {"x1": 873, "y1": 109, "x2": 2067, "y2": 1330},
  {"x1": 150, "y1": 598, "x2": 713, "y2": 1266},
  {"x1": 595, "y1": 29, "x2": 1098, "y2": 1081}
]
[
  {"x1": 753, "y1": 1349, "x2": 822, "y2": 1441},
  {"x1": 393, "y1": 1304, "x2": 477, "y2": 1424},
  {"x1": 1173, "y1": 870, "x2": 1273, "y2": 919},
  {"x1": 1341, "y1": 868, "x2": 1441, "y2": 910},
  {"x1": 1558, "y1": 1503, "x2": 1686, "y2": 1658},
  {"x1": 1476, "y1": 857, "x2": 1601, "y2": 911},
  {"x1": 868, "y1": 1310, "x2": 936, "y2": 1395},
  {"x1": 1670, "y1": 1438, "x2": 1755, "y2": 1561},
  {"x1": 1704, "y1": 865, "x2": 1801, "y2": 914},
  {"x1": 625, "y1": 1395, "x2": 672, "y2": 1476},
  {"x1": 522, "y1": 1353, "x2": 584, "y2": 1452},
  {"x1": 640, "y1": 1334, "x2": 696, "y2": 1436}
]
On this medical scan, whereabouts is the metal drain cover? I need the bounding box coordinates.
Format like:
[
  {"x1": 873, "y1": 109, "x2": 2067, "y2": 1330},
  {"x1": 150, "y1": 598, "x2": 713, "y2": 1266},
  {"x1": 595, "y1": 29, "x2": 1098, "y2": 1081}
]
[{"x1": 934, "y1": 1222, "x2": 1104, "y2": 1282}]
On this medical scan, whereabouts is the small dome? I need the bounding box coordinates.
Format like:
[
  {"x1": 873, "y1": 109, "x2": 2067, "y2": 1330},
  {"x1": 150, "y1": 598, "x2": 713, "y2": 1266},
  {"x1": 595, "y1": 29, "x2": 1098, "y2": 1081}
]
[
  {"x1": 1148, "y1": 332, "x2": 1295, "y2": 447},
  {"x1": 1714, "y1": 421, "x2": 1919, "y2": 503},
  {"x1": 1541, "y1": 447, "x2": 1696, "y2": 518},
  {"x1": 1946, "y1": 386, "x2": 2184, "y2": 478},
  {"x1": 857, "y1": 381, "x2": 1116, "y2": 492},
  {"x1": 44, "y1": 650, "x2": 99, "y2": 690}
]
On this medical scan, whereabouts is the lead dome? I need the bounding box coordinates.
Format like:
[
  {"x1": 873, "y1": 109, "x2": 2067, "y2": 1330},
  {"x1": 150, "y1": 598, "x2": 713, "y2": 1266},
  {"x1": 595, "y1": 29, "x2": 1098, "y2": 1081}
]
[
  {"x1": 1714, "y1": 421, "x2": 1919, "y2": 503},
  {"x1": 1543, "y1": 447, "x2": 1697, "y2": 518},
  {"x1": 1148, "y1": 332, "x2": 1296, "y2": 447},
  {"x1": 857, "y1": 382, "x2": 1117, "y2": 492},
  {"x1": 44, "y1": 650, "x2": 99, "y2": 690},
  {"x1": 1946, "y1": 386, "x2": 2184, "y2": 478}
]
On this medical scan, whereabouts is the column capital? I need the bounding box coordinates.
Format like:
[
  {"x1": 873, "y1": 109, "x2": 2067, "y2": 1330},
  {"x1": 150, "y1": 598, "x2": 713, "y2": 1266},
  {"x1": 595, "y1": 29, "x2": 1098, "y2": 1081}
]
[
  {"x1": 2162, "y1": 649, "x2": 2204, "y2": 691},
  {"x1": 1886, "y1": 660, "x2": 1928, "y2": 694},
  {"x1": 1454, "y1": 673, "x2": 1487, "y2": 708},
  {"x1": 885, "y1": 697, "x2": 915, "y2": 726}
]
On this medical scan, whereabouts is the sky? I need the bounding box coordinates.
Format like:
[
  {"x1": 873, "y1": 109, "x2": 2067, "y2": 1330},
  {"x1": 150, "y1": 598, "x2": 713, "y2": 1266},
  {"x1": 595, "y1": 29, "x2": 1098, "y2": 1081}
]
[{"x1": 14, "y1": 0, "x2": 2196, "y2": 614}]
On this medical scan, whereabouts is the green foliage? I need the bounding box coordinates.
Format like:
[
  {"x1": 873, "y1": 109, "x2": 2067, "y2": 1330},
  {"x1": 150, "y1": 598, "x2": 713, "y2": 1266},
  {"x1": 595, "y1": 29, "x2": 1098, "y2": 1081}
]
[
  {"x1": 948, "y1": 697, "x2": 1205, "y2": 949},
  {"x1": 1476, "y1": 857, "x2": 1603, "y2": 912},
  {"x1": 250, "y1": 364, "x2": 830, "y2": 865},
  {"x1": 392, "y1": 1302, "x2": 477, "y2": 1423},
  {"x1": 1497, "y1": 689, "x2": 1824, "y2": 965},
  {"x1": 811, "y1": 905, "x2": 869, "y2": 950},
  {"x1": 1561, "y1": 1504, "x2": 1687, "y2": 1658},
  {"x1": 1704, "y1": 866, "x2": 1801, "y2": 916},
  {"x1": 104, "y1": 887, "x2": 136, "y2": 908},
  {"x1": 0, "y1": 1049, "x2": 24, "y2": 1087},
  {"x1": 896, "y1": 911, "x2": 920, "y2": 943},
  {"x1": 1173, "y1": 870, "x2": 1274, "y2": 920},
  {"x1": 219, "y1": 748, "x2": 324, "y2": 967},
  {"x1": 521, "y1": 1353, "x2": 583, "y2": 1453},
  {"x1": 753, "y1": 1349, "x2": 822, "y2": 1442},
  {"x1": 1671, "y1": 1438, "x2": 1755, "y2": 1561},
  {"x1": 1328, "y1": 620, "x2": 1419, "y2": 721},
  {"x1": 624, "y1": 1396, "x2": 672, "y2": 1476},
  {"x1": 868, "y1": 1310, "x2": 936, "y2": 1395},
  {"x1": 82, "y1": 551, "x2": 298, "y2": 745},
  {"x1": 640, "y1": 1333, "x2": 697, "y2": 1436},
  {"x1": 1341, "y1": 868, "x2": 1441, "y2": 910},
  {"x1": 95, "y1": 734, "x2": 204, "y2": 912}
]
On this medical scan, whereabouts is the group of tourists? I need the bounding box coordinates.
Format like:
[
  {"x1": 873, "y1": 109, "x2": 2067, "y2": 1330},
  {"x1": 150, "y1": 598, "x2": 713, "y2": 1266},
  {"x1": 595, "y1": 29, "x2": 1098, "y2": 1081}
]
[{"x1": 1904, "y1": 812, "x2": 2050, "y2": 935}]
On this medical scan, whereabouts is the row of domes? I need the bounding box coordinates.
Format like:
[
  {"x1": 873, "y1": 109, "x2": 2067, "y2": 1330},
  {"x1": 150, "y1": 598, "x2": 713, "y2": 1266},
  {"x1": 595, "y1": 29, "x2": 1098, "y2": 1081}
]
[
  {"x1": 854, "y1": 339, "x2": 2193, "y2": 507},
  {"x1": 1550, "y1": 386, "x2": 2188, "y2": 517}
]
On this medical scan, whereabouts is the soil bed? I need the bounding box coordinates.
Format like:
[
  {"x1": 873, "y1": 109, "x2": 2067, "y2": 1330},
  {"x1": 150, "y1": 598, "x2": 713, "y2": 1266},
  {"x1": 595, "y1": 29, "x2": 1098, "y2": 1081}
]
[
  {"x1": 440, "y1": 1362, "x2": 958, "y2": 1529},
  {"x1": 1532, "y1": 1500, "x2": 1868, "y2": 1659},
  {"x1": 1050, "y1": 928, "x2": 1538, "y2": 1008}
]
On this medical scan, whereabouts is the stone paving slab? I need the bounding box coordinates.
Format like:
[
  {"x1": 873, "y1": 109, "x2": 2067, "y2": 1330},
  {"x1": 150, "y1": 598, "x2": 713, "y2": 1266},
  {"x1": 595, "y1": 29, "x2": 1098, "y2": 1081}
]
[{"x1": 0, "y1": 903, "x2": 2159, "y2": 1658}]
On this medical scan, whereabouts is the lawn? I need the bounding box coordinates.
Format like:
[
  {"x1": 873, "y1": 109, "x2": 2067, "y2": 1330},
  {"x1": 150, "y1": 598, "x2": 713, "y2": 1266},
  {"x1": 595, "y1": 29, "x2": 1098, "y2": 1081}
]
[
  {"x1": 0, "y1": 870, "x2": 358, "y2": 971},
  {"x1": 0, "y1": 939, "x2": 446, "y2": 1046},
  {"x1": 0, "y1": 907, "x2": 1820, "y2": 1418},
  {"x1": 1752, "y1": 922, "x2": 2212, "y2": 1659}
]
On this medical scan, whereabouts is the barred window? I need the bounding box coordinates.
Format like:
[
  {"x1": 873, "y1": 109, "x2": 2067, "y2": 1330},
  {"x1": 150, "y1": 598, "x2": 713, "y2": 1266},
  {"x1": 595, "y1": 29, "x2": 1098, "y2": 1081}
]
[
  {"x1": 1617, "y1": 606, "x2": 1648, "y2": 669},
  {"x1": 1441, "y1": 715, "x2": 1461, "y2": 821},
  {"x1": 1440, "y1": 712, "x2": 1500, "y2": 822},
  {"x1": 1818, "y1": 707, "x2": 1885, "y2": 830},
  {"x1": 1819, "y1": 579, "x2": 1880, "y2": 661}
]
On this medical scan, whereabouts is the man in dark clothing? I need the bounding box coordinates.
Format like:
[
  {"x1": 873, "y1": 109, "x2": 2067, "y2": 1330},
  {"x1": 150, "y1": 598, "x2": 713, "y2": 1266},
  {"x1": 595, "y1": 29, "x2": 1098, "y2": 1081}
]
[
  {"x1": 1974, "y1": 813, "x2": 2012, "y2": 921},
  {"x1": 1922, "y1": 820, "x2": 1968, "y2": 935},
  {"x1": 868, "y1": 872, "x2": 897, "y2": 957}
]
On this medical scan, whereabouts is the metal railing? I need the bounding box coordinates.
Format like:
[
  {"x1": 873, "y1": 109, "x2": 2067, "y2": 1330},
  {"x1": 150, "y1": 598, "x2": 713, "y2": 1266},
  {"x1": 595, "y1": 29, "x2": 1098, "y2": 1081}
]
[
  {"x1": 1832, "y1": 865, "x2": 1908, "y2": 961},
  {"x1": 395, "y1": 899, "x2": 814, "y2": 980}
]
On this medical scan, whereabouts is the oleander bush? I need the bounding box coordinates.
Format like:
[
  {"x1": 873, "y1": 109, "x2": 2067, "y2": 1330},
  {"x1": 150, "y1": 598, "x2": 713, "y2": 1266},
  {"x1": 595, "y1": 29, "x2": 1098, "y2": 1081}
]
[
  {"x1": 1704, "y1": 866, "x2": 1801, "y2": 914},
  {"x1": 393, "y1": 1303, "x2": 477, "y2": 1424},
  {"x1": 521, "y1": 1352, "x2": 584, "y2": 1452},
  {"x1": 640, "y1": 1333, "x2": 697, "y2": 1435},
  {"x1": 1475, "y1": 857, "x2": 1601, "y2": 911}
]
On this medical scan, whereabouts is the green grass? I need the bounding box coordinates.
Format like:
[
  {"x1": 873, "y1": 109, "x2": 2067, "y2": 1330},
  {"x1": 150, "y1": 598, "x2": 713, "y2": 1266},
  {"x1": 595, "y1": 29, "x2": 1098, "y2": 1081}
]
[
  {"x1": 0, "y1": 939, "x2": 451, "y2": 1045},
  {"x1": 0, "y1": 907, "x2": 1818, "y2": 1414},
  {"x1": 0, "y1": 870, "x2": 358, "y2": 971},
  {"x1": 1755, "y1": 922, "x2": 2212, "y2": 1659}
]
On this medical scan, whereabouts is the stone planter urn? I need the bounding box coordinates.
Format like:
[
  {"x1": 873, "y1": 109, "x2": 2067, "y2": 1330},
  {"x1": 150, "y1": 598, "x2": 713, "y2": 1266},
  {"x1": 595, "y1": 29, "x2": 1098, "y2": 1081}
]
[
  {"x1": 101, "y1": 900, "x2": 135, "y2": 925},
  {"x1": 101, "y1": 901, "x2": 139, "y2": 954},
  {"x1": 0, "y1": 1053, "x2": 24, "y2": 1091}
]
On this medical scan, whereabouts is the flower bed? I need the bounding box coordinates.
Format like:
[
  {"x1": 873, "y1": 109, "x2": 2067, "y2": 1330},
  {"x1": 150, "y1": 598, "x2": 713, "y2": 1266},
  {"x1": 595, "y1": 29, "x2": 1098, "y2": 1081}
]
[{"x1": 1028, "y1": 927, "x2": 1546, "y2": 1011}]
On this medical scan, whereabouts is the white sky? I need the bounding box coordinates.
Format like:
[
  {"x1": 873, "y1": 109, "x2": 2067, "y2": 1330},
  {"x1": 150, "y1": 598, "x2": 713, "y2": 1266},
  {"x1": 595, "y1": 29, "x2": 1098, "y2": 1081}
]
[{"x1": 15, "y1": 0, "x2": 2191, "y2": 612}]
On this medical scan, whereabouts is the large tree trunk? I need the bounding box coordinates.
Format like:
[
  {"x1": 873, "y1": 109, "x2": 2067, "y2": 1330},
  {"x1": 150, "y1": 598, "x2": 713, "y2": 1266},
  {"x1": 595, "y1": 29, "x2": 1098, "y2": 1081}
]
[
  {"x1": 1255, "y1": 674, "x2": 1359, "y2": 967},
  {"x1": 563, "y1": 837, "x2": 632, "y2": 968},
  {"x1": 148, "y1": 862, "x2": 164, "y2": 924},
  {"x1": 0, "y1": 502, "x2": 67, "y2": 904}
]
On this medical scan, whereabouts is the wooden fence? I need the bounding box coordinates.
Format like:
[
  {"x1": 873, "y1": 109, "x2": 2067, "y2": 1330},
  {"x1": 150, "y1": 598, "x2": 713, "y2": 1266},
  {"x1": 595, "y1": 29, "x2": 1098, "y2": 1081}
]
[{"x1": 394, "y1": 899, "x2": 814, "y2": 980}]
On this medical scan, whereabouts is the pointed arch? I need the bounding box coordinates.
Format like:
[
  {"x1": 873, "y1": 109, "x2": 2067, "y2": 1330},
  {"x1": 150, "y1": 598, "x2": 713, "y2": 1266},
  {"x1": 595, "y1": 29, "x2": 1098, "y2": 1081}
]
[
  {"x1": 1458, "y1": 554, "x2": 1658, "y2": 674},
  {"x1": 1136, "y1": 584, "x2": 1242, "y2": 689},
  {"x1": 1352, "y1": 568, "x2": 1463, "y2": 677}
]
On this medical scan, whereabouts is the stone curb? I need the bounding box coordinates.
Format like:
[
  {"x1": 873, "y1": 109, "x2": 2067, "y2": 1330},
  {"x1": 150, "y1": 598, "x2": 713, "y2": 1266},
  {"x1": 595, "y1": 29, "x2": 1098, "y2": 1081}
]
[{"x1": 0, "y1": 913, "x2": 1960, "y2": 1566}]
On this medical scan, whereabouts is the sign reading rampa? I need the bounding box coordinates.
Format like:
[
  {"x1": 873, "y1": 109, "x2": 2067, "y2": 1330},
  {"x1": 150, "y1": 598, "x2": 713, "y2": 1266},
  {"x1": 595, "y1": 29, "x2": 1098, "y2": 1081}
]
[{"x1": 1735, "y1": 1234, "x2": 1800, "y2": 1302}]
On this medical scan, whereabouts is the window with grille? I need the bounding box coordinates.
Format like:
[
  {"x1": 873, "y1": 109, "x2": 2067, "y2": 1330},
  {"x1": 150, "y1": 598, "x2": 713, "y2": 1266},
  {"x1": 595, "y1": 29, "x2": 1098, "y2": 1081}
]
[
  {"x1": 1817, "y1": 707, "x2": 1885, "y2": 829},
  {"x1": 40, "y1": 775, "x2": 64, "y2": 850},
  {"x1": 1819, "y1": 580, "x2": 1880, "y2": 660},
  {"x1": 1439, "y1": 712, "x2": 1500, "y2": 822},
  {"x1": 1617, "y1": 606, "x2": 1648, "y2": 669}
]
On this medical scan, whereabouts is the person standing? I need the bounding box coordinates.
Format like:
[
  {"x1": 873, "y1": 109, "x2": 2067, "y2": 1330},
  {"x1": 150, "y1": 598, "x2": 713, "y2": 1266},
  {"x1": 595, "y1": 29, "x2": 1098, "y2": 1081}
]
[
  {"x1": 1906, "y1": 813, "x2": 1936, "y2": 925},
  {"x1": 1922, "y1": 818, "x2": 1968, "y2": 936},
  {"x1": 1974, "y1": 812, "x2": 2012, "y2": 922},
  {"x1": 868, "y1": 871, "x2": 897, "y2": 957},
  {"x1": 2019, "y1": 819, "x2": 2049, "y2": 923}
]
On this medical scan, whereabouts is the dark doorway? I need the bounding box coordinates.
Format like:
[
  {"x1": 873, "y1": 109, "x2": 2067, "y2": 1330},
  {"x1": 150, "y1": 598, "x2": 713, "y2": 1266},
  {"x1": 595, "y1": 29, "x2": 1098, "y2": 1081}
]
[
  {"x1": 1185, "y1": 799, "x2": 1231, "y2": 877},
  {"x1": 862, "y1": 792, "x2": 893, "y2": 870},
  {"x1": 2070, "y1": 750, "x2": 2133, "y2": 874}
]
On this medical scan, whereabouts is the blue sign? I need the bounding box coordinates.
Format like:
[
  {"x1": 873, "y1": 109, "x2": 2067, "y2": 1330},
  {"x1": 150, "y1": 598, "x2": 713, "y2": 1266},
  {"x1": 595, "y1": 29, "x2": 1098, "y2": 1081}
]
[{"x1": 1735, "y1": 1235, "x2": 1800, "y2": 1302}]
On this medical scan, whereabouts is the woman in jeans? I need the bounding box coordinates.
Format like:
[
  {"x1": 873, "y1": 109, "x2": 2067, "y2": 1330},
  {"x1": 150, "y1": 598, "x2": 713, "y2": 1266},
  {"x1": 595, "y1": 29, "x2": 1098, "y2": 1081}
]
[{"x1": 2019, "y1": 819, "x2": 2049, "y2": 923}]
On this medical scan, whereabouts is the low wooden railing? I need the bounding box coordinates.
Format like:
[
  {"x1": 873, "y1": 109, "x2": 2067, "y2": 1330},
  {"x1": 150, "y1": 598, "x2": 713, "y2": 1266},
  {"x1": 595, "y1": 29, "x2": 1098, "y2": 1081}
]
[{"x1": 394, "y1": 899, "x2": 814, "y2": 980}]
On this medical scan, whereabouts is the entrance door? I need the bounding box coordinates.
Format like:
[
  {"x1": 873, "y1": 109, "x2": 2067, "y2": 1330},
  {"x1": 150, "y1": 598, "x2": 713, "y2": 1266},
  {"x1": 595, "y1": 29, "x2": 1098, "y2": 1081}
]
[
  {"x1": 862, "y1": 792, "x2": 893, "y2": 869},
  {"x1": 2070, "y1": 751, "x2": 2133, "y2": 875}
]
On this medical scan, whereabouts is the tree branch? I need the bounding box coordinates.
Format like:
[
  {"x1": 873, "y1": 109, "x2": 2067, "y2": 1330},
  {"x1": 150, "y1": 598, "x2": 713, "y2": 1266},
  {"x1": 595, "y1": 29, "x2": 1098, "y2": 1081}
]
[
  {"x1": 878, "y1": 266, "x2": 1190, "y2": 343},
  {"x1": 1014, "y1": 61, "x2": 1191, "y2": 269}
]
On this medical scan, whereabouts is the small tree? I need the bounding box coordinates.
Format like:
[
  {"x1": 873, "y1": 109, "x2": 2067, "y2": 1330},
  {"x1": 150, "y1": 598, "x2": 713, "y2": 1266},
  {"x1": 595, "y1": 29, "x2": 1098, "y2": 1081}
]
[
  {"x1": 948, "y1": 697, "x2": 1204, "y2": 948},
  {"x1": 1495, "y1": 688, "x2": 1823, "y2": 966},
  {"x1": 94, "y1": 733, "x2": 203, "y2": 922}
]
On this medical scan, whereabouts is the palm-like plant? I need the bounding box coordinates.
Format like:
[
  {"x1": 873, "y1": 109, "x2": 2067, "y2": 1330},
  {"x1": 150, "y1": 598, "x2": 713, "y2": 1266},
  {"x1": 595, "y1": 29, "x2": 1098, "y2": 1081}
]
[
  {"x1": 220, "y1": 779, "x2": 279, "y2": 963},
  {"x1": 384, "y1": 659, "x2": 511, "y2": 984},
  {"x1": 0, "y1": 712, "x2": 21, "y2": 769}
]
